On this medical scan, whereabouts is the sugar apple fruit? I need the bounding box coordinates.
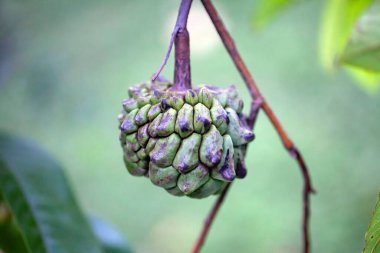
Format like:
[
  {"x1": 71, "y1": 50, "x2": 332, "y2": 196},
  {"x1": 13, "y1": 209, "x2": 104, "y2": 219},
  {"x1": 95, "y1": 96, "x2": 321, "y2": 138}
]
[{"x1": 118, "y1": 80, "x2": 254, "y2": 198}]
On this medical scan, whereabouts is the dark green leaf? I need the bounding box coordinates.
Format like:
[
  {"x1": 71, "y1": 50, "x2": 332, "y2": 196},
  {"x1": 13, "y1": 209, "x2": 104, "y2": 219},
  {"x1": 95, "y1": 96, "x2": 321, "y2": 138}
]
[
  {"x1": 340, "y1": 0, "x2": 380, "y2": 72},
  {"x1": 0, "y1": 192, "x2": 30, "y2": 253},
  {"x1": 362, "y1": 192, "x2": 380, "y2": 253},
  {"x1": 0, "y1": 133, "x2": 103, "y2": 253},
  {"x1": 319, "y1": 0, "x2": 373, "y2": 70},
  {"x1": 89, "y1": 216, "x2": 133, "y2": 253}
]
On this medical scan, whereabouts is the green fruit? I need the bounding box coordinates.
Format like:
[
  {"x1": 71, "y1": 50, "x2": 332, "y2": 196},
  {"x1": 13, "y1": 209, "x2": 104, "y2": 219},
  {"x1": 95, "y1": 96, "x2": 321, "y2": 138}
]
[{"x1": 118, "y1": 81, "x2": 254, "y2": 198}]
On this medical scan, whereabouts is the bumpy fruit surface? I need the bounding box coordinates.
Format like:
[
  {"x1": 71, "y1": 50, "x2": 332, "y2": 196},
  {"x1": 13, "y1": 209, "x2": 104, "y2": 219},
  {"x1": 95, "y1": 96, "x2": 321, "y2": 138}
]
[{"x1": 118, "y1": 81, "x2": 254, "y2": 198}]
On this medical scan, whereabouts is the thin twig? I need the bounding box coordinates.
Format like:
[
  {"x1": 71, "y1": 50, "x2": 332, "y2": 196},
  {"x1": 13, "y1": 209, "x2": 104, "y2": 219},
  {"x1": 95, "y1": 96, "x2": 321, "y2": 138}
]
[
  {"x1": 151, "y1": 0, "x2": 193, "y2": 81},
  {"x1": 196, "y1": 0, "x2": 315, "y2": 253},
  {"x1": 191, "y1": 183, "x2": 232, "y2": 253},
  {"x1": 292, "y1": 147, "x2": 313, "y2": 252}
]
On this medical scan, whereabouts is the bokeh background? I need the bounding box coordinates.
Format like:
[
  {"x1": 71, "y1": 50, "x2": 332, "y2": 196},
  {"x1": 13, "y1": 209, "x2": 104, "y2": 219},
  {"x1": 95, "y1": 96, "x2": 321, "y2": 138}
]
[{"x1": 1, "y1": 0, "x2": 379, "y2": 252}]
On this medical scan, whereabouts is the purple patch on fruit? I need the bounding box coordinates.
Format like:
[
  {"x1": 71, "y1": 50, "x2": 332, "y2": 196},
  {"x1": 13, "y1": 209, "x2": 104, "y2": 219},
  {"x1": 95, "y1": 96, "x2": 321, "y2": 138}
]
[
  {"x1": 161, "y1": 98, "x2": 170, "y2": 111},
  {"x1": 153, "y1": 90, "x2": 161, "y2": 98},
  {"x1": 120, "y1": 120, "x2": 132, "y2": 132},
  {"x1": 243, "y1": 131, "x2": 255, "y2": 142},
  {"x1": 235, "y1": 160, "x2": 247, "y2": 178},
  {"x1": 216, "y1": 113, "x2": 229, "y2": 124},
  {"x1": 179, "y1": 119, "x2": 190, "y2": 132},
  {"x1": 161, "y1": 113, "x2": 171, "y2": 125},
  {"x1": 206, "y1": 150, "x2": 222, "y2": 166},
  {"x1": 150, "y1": 143, "x2": 167, "y2": 164},
  {"x1": 177, "y1": 162, "x2": 190, "y2": 173},
  {"x1": 219, "y1": 150, "x2": 235, "y2": 181},
  {"x1": 123, "y1": 99, "x2": 134, "y2": 107},
  {"x1": 149, "y1": 104, "x2": 161, "y2": 117},
  {"x1": 135, "y1": 114, "x2": 143, "y2": 123},
  {"x1": 198, "y1": 116, "x2": 211, "y2": 129},
  {"x1": 225, "y1": 112, "x2": 231, "y2": 124},
  {"x1": 137, "y1": 124, "x2": 149, "y2": 146},
  {"x1": 188, "y1": 90, "x2": 196, "y2": 98}
]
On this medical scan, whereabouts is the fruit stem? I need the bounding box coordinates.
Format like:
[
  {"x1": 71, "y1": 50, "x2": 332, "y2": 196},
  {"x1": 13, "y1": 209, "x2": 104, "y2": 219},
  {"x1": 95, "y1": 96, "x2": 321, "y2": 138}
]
[
  {"x1": 152, "y1": 0, "x2": 193, "y2": 91},
  {"x1": 173, "y1": 27, "x2": 191, "y2": 91}
]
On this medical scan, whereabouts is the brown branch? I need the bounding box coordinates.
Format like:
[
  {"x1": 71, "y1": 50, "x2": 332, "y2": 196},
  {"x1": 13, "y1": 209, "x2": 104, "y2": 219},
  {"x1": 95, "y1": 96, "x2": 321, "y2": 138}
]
[
  {"x1": 192, "y1": 1, "x2": 316, "y2": 253},
  {"x1": 151, "y1": 0, "x2": 193, "y2": 82},
  {"x1": 292, "y1": 147, "x2": 313, "y2": 252},
  {"x1": 191, "y1": 183, "x2": 232, "y2": 253}
]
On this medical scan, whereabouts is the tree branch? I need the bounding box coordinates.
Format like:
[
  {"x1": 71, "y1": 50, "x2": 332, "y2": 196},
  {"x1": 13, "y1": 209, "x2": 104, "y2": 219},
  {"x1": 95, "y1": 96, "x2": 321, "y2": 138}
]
[
  {"x1": 191, "y1": 183, "x2": 232, "y2": 253},
  {"x1": 194, "y1": 1, "x2": 316, "y2": 253}
]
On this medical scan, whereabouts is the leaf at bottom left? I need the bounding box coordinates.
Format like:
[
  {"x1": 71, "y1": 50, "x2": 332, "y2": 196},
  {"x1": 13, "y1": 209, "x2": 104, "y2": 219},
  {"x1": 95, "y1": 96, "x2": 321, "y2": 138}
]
[{"x1": 0, "y1": 133, "x2": 103, "y2": 253}]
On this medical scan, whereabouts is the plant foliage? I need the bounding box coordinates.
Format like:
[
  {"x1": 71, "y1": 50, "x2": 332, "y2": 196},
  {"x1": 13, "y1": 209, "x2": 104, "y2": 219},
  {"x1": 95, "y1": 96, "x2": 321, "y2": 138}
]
[
  {"x1": 362, "y1": 193, "x2": 380, "y2": 253},
  {"x1": 252, "y1": 0, "x2": 380, "y2": 91},
  {"x1": 0, "y1": 133, "x2": 131, "y2": 253}
]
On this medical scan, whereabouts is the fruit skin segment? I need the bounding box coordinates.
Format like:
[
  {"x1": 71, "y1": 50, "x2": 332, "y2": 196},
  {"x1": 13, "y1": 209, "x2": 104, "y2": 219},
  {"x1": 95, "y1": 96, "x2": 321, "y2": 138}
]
[
  {"x1": 172, "y1": 133, "x2": 201, "y2": 173},
  {"x1": 118, "y1": 81, "x2": 254, "y2": 198}
]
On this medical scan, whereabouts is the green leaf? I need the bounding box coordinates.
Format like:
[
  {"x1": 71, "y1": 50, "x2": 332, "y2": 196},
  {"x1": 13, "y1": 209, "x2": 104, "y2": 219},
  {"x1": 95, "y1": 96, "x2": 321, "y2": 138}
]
[
  {"x1": 0, "y1": 133, "x2": 103, "y2": 253},
  {"x1": 340, "y1": 0, "x2": 380, "y2": 72},
  {"x1": 0, "y1": 192, "x2": 30, "y2": 253},
  {"x1": 252, "y1": 0, "x2": 301, "y2": 28},
  {"x1": 345, "y1": 66, "x2": 380, "y2": 93},
  {"x1": 362, "y1": 192, "x2": 380, "y2": 253},
  {"x1": 319, "y1": 0, "x2": 373, "y2": 70},
  {"x1": 89, "y1": 216, "x2": 133, "y2": 253}
]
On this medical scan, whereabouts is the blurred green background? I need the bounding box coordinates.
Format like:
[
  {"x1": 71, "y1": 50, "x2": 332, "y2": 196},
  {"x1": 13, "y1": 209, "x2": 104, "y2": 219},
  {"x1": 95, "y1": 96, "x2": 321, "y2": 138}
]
[{"x1": 0, "y1": 0, "x2": 379, "y2": 252}]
